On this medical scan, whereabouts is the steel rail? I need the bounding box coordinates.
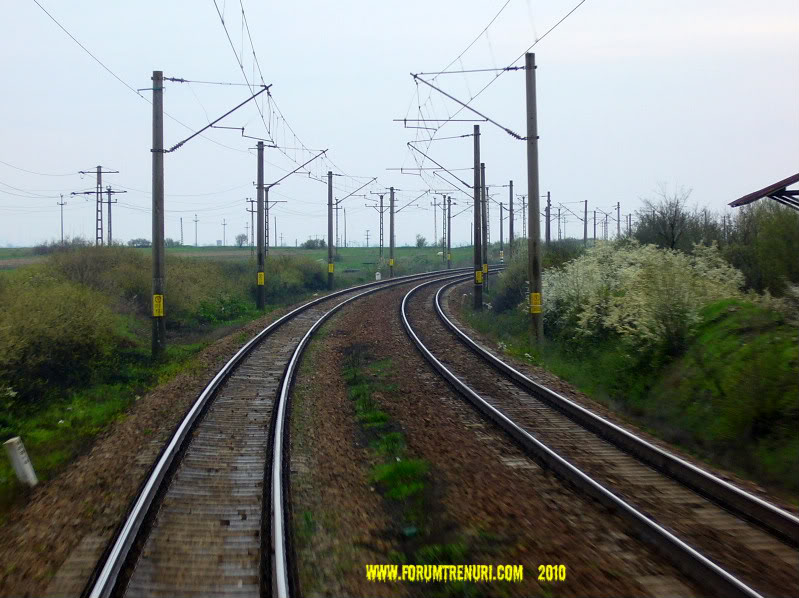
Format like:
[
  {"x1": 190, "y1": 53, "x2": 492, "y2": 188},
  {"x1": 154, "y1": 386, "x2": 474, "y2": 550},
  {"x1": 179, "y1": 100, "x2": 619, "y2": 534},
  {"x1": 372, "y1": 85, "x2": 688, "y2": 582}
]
[
  {"x1": 83, "y1": 265, "x2": 478, "y2": 598},
  {"x1": 271, "y1": 269, "x2": 476, "y2": 598},
  {"x1": 400, "y1": 277, "x2": 764, "y2": 598},
  {"x1": 433, "y1": 279, "x2": 799, "y2": 546}
]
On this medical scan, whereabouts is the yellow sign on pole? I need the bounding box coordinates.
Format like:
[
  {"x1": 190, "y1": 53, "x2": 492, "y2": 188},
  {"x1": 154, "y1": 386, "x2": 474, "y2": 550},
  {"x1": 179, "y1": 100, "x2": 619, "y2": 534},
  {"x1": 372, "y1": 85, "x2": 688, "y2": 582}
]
[
  {"x1": 328, "y1": 263, "x2": 334, "y2": 273},
  {"x1": 482, "y1": 264, "x2": 488, "y2": 274},
  {"x1": 530, "y1": 292, "x2": 542, "y2": 314},
  {"x1": 153, "y1": 294, "x2": 164, "y2": 317},
  {"x1": 257, "y1": 272, "x2": 264, "y2": 285},
  {"x1": 389, "y1": 258, "x2": 394, "y2": 266},
  {"x1": 475, "y1": 270, "x2": 483, "y2": 284}
]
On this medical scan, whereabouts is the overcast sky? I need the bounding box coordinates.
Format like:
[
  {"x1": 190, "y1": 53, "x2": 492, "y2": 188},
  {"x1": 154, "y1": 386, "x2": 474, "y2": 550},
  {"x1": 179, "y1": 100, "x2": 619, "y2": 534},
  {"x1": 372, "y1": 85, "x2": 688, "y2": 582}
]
[{"x1": 2, "y1": 0, "x2": 797, "y2": 248}]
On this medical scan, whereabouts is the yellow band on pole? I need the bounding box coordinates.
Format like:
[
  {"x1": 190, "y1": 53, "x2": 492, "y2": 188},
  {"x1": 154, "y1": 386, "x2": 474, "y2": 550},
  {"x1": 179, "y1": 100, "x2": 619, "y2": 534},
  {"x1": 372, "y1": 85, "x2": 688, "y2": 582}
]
[
  {"x1": 475, "y1": 270, "x2": 483, "y2": 284},
  {"x1": 530, "y1": 292, "x2": 541, "y2": 314},
  {"x1": 257, "y1": 272, "x2": 264, "y2": 285},
  {"x1": 482, "y1": 264, "x2": 488, "y2": 274},
  {"x1": 328, "y1": 263, "x2": 334, "y2": 273},
  {"x1": 153, "y1": 294, "x2": 164, "y2": 317},
  {"x1": 389, "y1": 258, "x2": 394, "y2": 266}
]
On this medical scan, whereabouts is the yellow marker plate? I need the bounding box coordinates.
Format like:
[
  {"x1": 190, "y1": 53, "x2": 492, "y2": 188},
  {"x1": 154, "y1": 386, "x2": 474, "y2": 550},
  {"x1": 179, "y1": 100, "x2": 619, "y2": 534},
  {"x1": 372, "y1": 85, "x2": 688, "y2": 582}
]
[
  {"x1": 482, "y1": 264, "x2": 488, "y2": 274},
  {"x1": 448, "y1": 253, "x2": 452, "y2": 260},
  {"x1": 530, "y1": 292, "x2": 542, "y2": 314},
  {"x1": 389, "y1": 258, "x2": 395, "y2": 266},
  {"x1": 153, "y1": 294, "x2": 164, "y2": 317},
  {"x1": 257, "y1": 272, "x2": 264, "y2": 285},
  {"x1": 328, "y1": 263, "x2": 334, "y2": 273},
  {"x1": 475, "y1": 270, "x2": 483, "y2": 284}
]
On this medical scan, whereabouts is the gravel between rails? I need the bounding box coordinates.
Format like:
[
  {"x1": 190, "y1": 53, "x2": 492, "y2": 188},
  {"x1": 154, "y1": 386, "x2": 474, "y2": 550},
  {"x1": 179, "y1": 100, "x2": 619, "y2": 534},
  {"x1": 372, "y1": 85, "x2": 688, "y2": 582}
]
[
  {"x1": 408, "y1": 280, "x2": 799, "y2": 598},
  {"x1": 290, "y1": 282, "x2": 701, "y2": 597}
]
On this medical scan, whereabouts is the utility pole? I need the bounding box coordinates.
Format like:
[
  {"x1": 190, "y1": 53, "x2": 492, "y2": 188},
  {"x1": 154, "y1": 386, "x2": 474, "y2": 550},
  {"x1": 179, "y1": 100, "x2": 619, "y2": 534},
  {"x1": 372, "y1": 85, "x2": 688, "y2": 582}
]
[
  {"x1": 593, "y1": 210, "x2": 596, "y2": 241},
  {"x1": 557, "y1": 207, "x2": 561, "y2": 241},
  {"x1": 447, "y1": 196, "x2": 452, "y2": 269},
  {"x1": 105, "y1": 186, "x2": 120, "y2": 245},
  {"x1": 526, "y1": 52, "x2": 543, "y2": 343},
  {"x1": 274, "y1": 216, "x2": 277, "y2": 249},
  {"x1": 256, "y1": 141, "x2": 265, "y2": 309},
  {"x1": 245, "y1": 221, "x2": 249, "y2": 246},
  {"x1": 616, "y1": 202, "x2": 621, "y2": 238},
  {"x1": 473, "y1": 125, "x2": 482, "y2": 310},
  {"x1": 431, "y1": 196, "x2": 438, "y2": 248},
  {"x1": 500, "y1": 201, "x2": 504, "y2": 264},
  {"x1": 335, "y1": 198, "x2": 339, "y2": 256},
  {"x1": 246, "y1": 197, "x2": 255, "y2": 249},
  {"x1": 327, "y1": 171, "x2": 334, "y2": 289},
  {"x1": 583, "y1": 199, "x2": 588, "y2": 246},
  {"x1": 222, "y1": 218, "x2": 227, "y2": 246},
  {"x1": 389, "y1": 187, "x2": 395, "y2": 277},
  {"x1": 379, "y1": 195, "x2": 384, "y2": 256},
  {"x1": 508, "y1": 181, "x2": 514, "y2": 259},
  {"x1": 480, "y1": 163, "x2": 488, "y2": 289},
  {"x1": 58, "y1": 195, "x2": 66, "y2": 243},
  {"x1": 265, "y1": 186, "x2": 270, "y2": 256},
  {"x1": 344, "y1": 208, "x2": 347, "y2": 248},
  {"x1": 180, "y1": 216, "x2": 184, "y2": 246},
  {"x1": 545, "y1": 192, "x2": 551, "y2": 246},
  {"x1": 366, "y1": 229, "x2": 370, "y2": 247},
  {"x1": 521, "y1": 196, "x2": 527, "y2": 238},
  {"x1": 96, "y1": 165, "x2": 103, "y2": 245},
  {"x1": 151, "y1": 70, "x2": 166, "y2": 359},
  {"x1": 194, "y1": 213, "x2": 199, "y2": 247}
]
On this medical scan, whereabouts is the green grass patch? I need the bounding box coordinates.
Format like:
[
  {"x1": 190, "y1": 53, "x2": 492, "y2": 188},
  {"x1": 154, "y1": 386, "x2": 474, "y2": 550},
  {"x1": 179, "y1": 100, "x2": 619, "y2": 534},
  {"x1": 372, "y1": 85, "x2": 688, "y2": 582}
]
[{"x1": 462, "y1": 292, "x2": 799, "y2": 498}]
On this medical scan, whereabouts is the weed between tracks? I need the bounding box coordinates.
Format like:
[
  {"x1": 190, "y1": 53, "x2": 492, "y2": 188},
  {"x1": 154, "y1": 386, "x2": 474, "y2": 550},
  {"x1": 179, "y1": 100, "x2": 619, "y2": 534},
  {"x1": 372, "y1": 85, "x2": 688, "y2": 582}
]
[{"x1": 342, "y1": 344, "x2": 511, "y2": 597}]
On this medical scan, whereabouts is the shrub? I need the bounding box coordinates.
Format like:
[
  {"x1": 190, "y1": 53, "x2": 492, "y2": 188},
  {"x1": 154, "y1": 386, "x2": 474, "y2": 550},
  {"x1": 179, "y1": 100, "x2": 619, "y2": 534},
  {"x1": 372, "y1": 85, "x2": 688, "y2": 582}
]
[
  {"x1": 541, "y1": 241, "x2": 745, "y2": 355},
  {"x1": 0, "y1": 278, "x2": 119, "y2": 402}
]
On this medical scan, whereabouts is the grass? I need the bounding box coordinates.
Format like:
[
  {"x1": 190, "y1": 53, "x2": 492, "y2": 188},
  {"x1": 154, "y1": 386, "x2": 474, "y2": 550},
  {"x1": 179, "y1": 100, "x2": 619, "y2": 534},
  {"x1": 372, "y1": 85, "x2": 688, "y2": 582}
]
[{"x1": 462, "y1": 289, "x2": 799, "y2": 498}]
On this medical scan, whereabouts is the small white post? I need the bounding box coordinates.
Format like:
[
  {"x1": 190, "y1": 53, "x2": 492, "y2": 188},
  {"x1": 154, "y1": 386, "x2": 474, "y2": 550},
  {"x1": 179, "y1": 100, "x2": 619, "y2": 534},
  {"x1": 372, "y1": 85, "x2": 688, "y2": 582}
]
[
  {"x1": 375, "y1": 271, "x2": 382, "y2": 281},
  {"x1": 4, "y1": 436, "x2": 38, "y2": 487}
]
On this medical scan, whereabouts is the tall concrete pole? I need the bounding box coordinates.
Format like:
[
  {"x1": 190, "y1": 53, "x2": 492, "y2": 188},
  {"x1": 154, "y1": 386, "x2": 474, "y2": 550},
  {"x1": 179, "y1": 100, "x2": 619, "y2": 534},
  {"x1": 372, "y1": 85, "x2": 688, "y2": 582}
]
[
  {"x1": 500, "y1": 202, "x2": 504, "y2": 264},
  {"x1": 584, "y1": 199, "x2": 588, "y2": 246},
  {"x1": 379, "y1": 195, "x2": 384, "y2": 257},
  {"x1": 447, "y1": 196, "x2": 452, "y2": 269},
  {"x1": 473, "y1": 125, "x2": 482, "y2": 310},
  {"x1": 617, "y1": 202, "x2": 621, "y2": 238},
  {"x1": 544, "y1": 191, "x2": 552, "y2": 247},
  {"x1": 327, "y1": 171, "x2": 334, "y2": 289},
  {"x1": 508, "y1": 181, "x2": 514, "y2": 260},
  {"x1": 106, "y1": 186, "x2": 113, "y2": 245},
  {"x1": 256, "y1": 142, "x2": 265, "y2": 309},
  {"x1": 194, "y1": 213, "x2": 199, "y2": 247},
  {"x1": 593, "y1": 210, "x2": 596, "y2": 241},
  {"x1": 480, "y1": 163, "x2": 488, "y2": 278},
  {"x1": 58, "y1": 195, "x2": 66, "y2": 243},
  {"x1": 151, "y1": 70, "x2": 166, "y2": 359},
  {"x1": 389, "y1": 187, "x2": 395, "y2": 278},
  {"x1": 442, "y1": 199, "x2": 446, "y2": 264},
  {"x1": 525, "y1": 53, "x2": 543, "y2": 343}
]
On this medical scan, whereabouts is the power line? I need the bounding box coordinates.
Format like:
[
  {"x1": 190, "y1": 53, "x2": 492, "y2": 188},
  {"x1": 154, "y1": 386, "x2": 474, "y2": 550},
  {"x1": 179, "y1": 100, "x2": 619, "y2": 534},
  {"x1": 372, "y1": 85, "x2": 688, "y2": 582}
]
[{"x1": 0, "y1": 159, "x2": 78, "y2": 177}]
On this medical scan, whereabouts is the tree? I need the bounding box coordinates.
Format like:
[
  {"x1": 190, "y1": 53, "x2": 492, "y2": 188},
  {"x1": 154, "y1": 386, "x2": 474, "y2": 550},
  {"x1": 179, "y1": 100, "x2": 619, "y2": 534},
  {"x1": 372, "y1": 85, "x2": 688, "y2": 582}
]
[
  {"x1": 300, "y1": 238, "x2": 326, "y2": 249},
  {"x1": 128, "y1": 238, "x2": 151, "y2": 248},
  {"x1": 634, "y1": 185, "x2": 694, "y2": 250},
  {"x1": 235, "y1": 233, "x2": 247, "y2": 247},
  {"x1": 415, "y1": 234, "x2": 427, "y2": 248},
  {"x1": 164, "y1": 238, "x2": 181, "y2": 247}
]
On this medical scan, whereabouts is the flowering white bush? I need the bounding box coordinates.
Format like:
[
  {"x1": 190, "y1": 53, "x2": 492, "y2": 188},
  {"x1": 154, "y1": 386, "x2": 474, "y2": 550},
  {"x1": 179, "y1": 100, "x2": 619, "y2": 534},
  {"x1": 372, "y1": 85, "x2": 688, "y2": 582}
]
[{"x1": 538, "y1": 241, "x2": 745, "y2": 353}]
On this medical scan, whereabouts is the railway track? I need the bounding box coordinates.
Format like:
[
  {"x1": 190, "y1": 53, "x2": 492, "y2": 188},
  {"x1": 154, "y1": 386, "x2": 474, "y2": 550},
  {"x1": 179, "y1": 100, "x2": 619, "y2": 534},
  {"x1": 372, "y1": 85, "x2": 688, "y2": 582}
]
[
  {"x1": 401, "y1": 275, "x2": 799, "y2": 598},
  {"x1": 81, "y1": 267, "x2": 479, "y2": 598}
]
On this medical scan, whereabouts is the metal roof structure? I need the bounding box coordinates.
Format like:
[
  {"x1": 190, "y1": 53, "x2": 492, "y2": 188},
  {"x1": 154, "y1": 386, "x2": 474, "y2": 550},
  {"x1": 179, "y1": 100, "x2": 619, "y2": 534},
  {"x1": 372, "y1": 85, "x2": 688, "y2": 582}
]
[{"x1": 729, "y1": 173, "x2": 799, "y2": 211}]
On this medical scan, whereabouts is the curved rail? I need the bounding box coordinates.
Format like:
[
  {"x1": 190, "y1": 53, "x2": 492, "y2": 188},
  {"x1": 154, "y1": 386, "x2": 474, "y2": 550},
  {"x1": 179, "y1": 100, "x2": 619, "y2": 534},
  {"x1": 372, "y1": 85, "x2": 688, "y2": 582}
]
[
  {"x1": 434, "y1": 279, "x2": 799, "y2": 545},
  {"x1": 84, "y1": 266, "x2": 476, "y2": 598},
  {"x1": 400, "y1": 277, "x2": 765, "y2": 598},
  {"x1": 271, "y1": 270, "x2": 472, "y2": 598}
]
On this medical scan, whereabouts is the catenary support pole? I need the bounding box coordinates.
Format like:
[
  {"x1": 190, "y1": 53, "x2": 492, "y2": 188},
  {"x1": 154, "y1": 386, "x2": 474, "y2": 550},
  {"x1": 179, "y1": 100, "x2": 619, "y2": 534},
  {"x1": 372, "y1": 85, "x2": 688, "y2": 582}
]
[
  {"x1": 442, "y1": 199, "x2": 446, "y2": 264},
  {"x1": 447, "y1": 196, "x2": 452, "y2": 269},
  {"x1": 151, "y1": 70, "x2": 166, "y2": 359},
  {"x1": 58, "y1": 195, "x2": 66, "y2": 243},
  {"x1": 525, "y1": 52, "x2": 543, "y2": 343},
  {"x1": 106, "y1": 186, "x2": 113, "y2": 244},
  {"x1": 96, "y1": 166, "x2": 103, "y2": 246},
  {"x1": 473, "y1": 125, "x2": 482, "y2": 310},
  {"x1": 256, "y1": 142, "x2": 265, "y2": 309},
  {"x1": 508, "y1": 181, "x2": 514, "y2": 259},
  {"x1": 194, "y1": 214, "x2": 199, "y2": 247},
  {"x1": 327, "y1": 171, "x2": 334, "y2": 289},
  {"x1": 545, "y1": 191, "x2": 551, "y2": 246},
  {"x1": 480, "y1": 162, "x2": 488, "y2": 289},
  {"x1": 389, "y1": 187, "x2": 395, "y2": 277},
  {"x1": 500, "y1": 201, "x2": 504, "y2": 264},
  {"x1": 584, "y1": 199, "x2": 588, "y2": 245},
  {"x1": 617, "y1": 202, "x2": 621, "y2": 238}
]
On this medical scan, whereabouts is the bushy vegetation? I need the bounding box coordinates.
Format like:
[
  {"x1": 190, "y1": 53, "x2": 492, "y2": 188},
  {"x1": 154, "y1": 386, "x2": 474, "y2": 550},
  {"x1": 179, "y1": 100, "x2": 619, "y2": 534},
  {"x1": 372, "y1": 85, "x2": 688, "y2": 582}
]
[{"x1": 470, "y1": 237, "x2": 798, "y2": 496}]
